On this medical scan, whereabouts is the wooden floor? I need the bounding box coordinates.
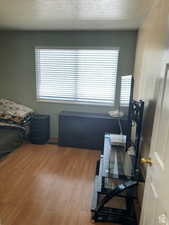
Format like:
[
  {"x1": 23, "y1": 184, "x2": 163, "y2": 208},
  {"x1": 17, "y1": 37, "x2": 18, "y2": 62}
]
[{"x1": 0, "y1": 144, "x2": 115, "y2": 225}]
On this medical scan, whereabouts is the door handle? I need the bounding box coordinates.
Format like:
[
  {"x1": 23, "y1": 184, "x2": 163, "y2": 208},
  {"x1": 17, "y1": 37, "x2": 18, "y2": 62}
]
[
  {"x1": 141, "y1": 158, "x2": 153, "y2": 166},
  {"x1": 158, "y1": 214, "x2": 169, "y2": 225}
]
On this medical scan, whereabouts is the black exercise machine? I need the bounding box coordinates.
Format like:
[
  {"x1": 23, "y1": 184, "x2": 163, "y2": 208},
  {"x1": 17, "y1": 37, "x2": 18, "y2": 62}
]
[{"x1": 91, "y1": 97, "x2": 144, "y2": 225}]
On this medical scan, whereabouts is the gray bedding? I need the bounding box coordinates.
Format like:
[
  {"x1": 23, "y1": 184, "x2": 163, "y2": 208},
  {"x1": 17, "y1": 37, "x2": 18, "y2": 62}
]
[{"x1": 0, "y1": 127, "x2": 24, "y2": 156}]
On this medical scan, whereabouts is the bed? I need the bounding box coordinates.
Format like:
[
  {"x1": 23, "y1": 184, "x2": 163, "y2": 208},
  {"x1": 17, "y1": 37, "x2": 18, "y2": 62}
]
[
  {"x1": 0, "y1": 126, "x2": 24, "y2": 157},
  {"x1": 0, "y1": 99, "x2": 33, "y2": 158}
]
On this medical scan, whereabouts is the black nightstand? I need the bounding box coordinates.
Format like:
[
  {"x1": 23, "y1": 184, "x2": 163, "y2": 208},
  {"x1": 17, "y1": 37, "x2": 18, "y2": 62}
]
[{"x1": 30, "y1": 114, "x2": 50, "y2": 144}]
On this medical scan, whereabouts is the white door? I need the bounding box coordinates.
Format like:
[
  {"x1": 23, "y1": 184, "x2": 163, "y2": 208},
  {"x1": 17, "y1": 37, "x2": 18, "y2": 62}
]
[{"x1": 140, "y1": 50, "x2": 169, "y2": 223}]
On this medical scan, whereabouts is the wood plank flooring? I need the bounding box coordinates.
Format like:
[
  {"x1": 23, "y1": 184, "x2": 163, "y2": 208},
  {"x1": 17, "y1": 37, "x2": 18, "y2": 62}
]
[{"x1": 0, "y1": 144, "x2": 115, "y2": 225}]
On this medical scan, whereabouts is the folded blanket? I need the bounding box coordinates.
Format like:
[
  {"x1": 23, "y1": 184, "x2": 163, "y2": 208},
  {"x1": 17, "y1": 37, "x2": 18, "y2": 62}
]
[{"x1": 0, "y1": 99, "x2": 33, "y2": 123}]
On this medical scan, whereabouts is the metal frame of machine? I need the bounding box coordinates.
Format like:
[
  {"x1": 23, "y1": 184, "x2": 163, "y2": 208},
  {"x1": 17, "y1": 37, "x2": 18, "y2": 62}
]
[{"x1": 91, "y1": 100, "x2": 144, "y2": 225}]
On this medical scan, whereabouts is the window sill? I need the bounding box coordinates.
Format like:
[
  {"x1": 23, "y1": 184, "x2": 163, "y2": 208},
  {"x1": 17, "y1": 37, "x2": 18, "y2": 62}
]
[{"x1": 36, "y1": 99, "x2": 114, "y2": 107}]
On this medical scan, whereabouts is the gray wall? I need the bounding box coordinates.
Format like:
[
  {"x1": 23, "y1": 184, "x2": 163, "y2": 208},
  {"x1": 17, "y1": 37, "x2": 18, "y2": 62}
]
[{"x1": 0, "y1": 31, "x2": 137, "y2": 137}]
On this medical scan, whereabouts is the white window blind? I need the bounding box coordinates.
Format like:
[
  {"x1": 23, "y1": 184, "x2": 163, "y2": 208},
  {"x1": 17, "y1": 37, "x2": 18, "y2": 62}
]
[
  {"x1": 36, "y1": 48, "x2": 119, "y2": 105},
  {"x1": 120, "y1": 75, "x2": 132, "y2": 105}
]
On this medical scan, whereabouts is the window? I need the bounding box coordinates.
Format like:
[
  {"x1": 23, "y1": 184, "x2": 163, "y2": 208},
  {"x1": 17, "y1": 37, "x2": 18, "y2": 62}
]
[
  {"x1": 36, "y1": 48, "x2": 119, "y2": 105},
  {"x1": 36, "y1": 48, "x2": 132, "y2": 106},
  {"x1": 120, "y1": 75, "x2": 133, "y2": 105}
]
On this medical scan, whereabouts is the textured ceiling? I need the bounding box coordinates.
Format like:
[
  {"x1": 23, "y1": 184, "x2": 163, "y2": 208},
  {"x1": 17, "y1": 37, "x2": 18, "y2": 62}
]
[{"x1": 0, "y1": 0, "x2": 155, "y2": 30}]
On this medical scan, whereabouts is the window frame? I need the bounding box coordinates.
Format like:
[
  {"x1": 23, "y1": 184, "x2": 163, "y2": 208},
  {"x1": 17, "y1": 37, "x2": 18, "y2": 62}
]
[{"x1": 35, "y1": 46, "x2": 121, "y2": 107}]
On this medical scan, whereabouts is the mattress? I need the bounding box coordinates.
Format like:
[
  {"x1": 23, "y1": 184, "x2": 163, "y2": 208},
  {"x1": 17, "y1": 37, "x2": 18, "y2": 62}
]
[{"x1": 0, "y1": 127, "x2": 24, "y2": 155}]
